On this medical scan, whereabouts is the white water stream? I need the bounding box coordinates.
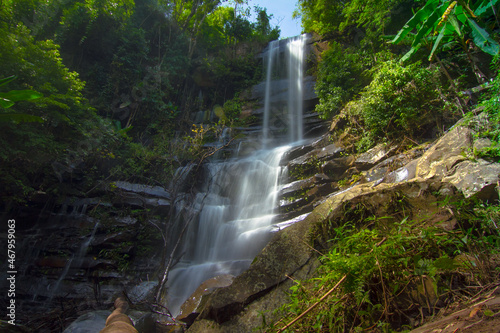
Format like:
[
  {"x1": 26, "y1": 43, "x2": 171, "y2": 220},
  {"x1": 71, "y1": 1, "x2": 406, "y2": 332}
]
[{"x1": 166, "y1": 35, "x2": 308, "y2": 316}]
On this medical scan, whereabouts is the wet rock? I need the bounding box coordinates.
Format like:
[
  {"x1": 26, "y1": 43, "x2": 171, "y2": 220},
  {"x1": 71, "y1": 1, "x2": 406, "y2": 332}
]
[
  {"x1": 354, "y1": 143, "x2": 397, "y2": 171},
  {"x1": 130, "y1": 311, "x2": 156, "y2": 333},
  {"x1": 315, "y1": 143, "x2": 345, "y2": 159},
  {"x1": 416, "y1": 124, "x2": 472, "y2": 179},
  {"x1": 177, "y1": 274, "x2": 235, "y2": 326},
  {"x1": 306, "y1": 183, "x2": 339, "y2": 198},
  {"x1": 313, "y1": 173, "x2": 331, "y2": 184},
  {"x1": 442, "y1": 159, "x2": 500, "y2": 200},
  {"x1": 277, "y1": 201, "x2": 315, "y2": 222},
  {"x1": 35, "y1": 256, "x2": 69, "y2": 268},
  {"x1": 279, "y1": 178, "x2": 314, "y2": 198},
  {"x1": 92, "y1": 230, "x2": 135, "y2": 246},
  {"x1": 287, "y1": 144, "x2": 345, "y2": 180},
  {"x1": 128, "y1": 281, "x2": 158, "y2": 304},
  {"x1": 112, "y1": 192, "x2": 170, "y2": 214},
  {"x1": 322, "y1": 156, "x2": 354, "y2": 180},
  {"x1": 114, "y1": 216, "x2": 138, "y2": 226},
  {"x1": 279, "y1": 195, "x2": 311, "y2": 213},
  {"x1": 280, "y1": 144, "x2": 315, "y2": 165},
  {"x1": 363, "y1": 153, "x2": 412, "y2": 183},
  {"x1": 62, "y1": 311, "x2": 109, "y2": 333}
]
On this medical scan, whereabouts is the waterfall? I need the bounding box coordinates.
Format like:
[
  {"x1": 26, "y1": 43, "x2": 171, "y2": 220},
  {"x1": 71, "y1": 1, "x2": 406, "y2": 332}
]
[
  {"x1": 287, "y1": 35, "x2": 306, "y2": 142},
  {"x1": 165, "y1": 35, "x2": 307, "y2": 317},
  {"x1": 263, "y1": 34, "x2": 306, "y2": 146}
]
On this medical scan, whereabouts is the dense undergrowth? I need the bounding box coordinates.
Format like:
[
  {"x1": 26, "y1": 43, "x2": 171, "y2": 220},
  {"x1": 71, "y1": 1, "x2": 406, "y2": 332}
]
[{"x1": 270, "y1": 197, "x2": 500, "y2": 332}]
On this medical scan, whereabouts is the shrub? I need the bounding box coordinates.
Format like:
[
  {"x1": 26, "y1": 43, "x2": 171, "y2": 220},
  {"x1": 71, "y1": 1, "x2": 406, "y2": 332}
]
[
  {"x1": 474, "y1": 55, "x2": 500, "y2": 160},
  {"x1": 223, "y1": 97, "x2": 241, "y2": 122},
  {"x1": 349, "y1": 60, "x2": 446, "y2": 141},
  {"x1": 315, "y1": 42, "x2": 368, "y2": 120}
]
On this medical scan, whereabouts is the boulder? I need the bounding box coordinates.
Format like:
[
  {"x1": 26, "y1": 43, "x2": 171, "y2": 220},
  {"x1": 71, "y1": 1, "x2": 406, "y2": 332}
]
[
  {"x1": 442, "y1": 159, "x2": 500, "y2": 200},
  {"x1": 414, "y1": 117, "x2": 500, "y2": 200},
  {"x1": 322, "y1": 156, "x2": 354, "y2": 180},
  {"x1": 113, "y1": 181, "x2": 171, "y2": 200},
  {"x1": 416, "y1": 124, "x2": 472, "y2": 179},
  {"x1": 354, "y1": 143, "x2": 397, "y2": 171},
  {"x1": 286, "y1": 144, "x2": 345, "y2": 181}
]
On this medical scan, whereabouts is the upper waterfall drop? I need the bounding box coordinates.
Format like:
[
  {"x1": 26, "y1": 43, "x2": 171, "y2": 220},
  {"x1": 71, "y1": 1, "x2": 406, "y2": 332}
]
[{"x1": 262, "y1": 34, "x2": 307, "y2": 147}]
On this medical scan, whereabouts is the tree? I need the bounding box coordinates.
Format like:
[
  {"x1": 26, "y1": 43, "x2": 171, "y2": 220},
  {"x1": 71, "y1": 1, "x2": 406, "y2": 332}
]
[{"x1": 295, "y1": 0, "x2": 408, "y2": 36}]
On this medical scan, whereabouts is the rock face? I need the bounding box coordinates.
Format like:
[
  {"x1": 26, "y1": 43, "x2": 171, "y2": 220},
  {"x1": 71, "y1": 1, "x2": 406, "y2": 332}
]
[
  {"x1": 184, "y1": 113, "x2": 500, "y2": 332},
  {"x1": 0, "y1": 181, "x2": 173, "y2": 332}
]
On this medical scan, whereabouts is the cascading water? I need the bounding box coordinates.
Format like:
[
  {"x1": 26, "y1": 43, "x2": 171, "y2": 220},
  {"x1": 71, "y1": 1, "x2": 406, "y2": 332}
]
[
  {"x1": 287, "y1": 35, "x2": 306, "y2": 142},
  {"x1": 165, "y1": 35, "x2": 308, "y2": 316},
  {"x1": 263, "y1": 34, "x2": 306, "y2": 146}
]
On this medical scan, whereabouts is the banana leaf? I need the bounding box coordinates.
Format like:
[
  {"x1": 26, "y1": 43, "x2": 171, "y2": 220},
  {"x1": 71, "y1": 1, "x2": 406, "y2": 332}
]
[
  {"x1": 474, "y1": 0, "x2": 500, "y2": 17},
  {"x1": 467, "y1": 17, "x2": 500, "y2": 55},
  {"x1": 391, "y1": 0, "x2": 440, "y2": 44}
]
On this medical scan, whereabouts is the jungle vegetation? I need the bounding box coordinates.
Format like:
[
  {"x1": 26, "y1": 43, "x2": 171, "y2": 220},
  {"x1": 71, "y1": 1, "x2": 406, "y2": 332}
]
[
  {"x1": 1, "y1": 0, "x2": 499, "y2": 331},
  {"x1": 0, "y1": 0, "x2": 279, "y2": 203}
]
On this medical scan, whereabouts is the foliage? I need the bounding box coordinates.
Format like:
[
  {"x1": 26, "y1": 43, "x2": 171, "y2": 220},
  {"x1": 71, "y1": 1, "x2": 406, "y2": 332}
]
[
  {"x1": 252, "y1": 6, "x2": 280, "y2": 42},
  {"x1": 345, "y1": 60, "x2": 452, "y2": 148},
  {"x1": 0, "y1": 23, "x2": 113, "y2": 202},
  {"x1": 0, "y1": 75, "x2": 44, "y2": 123},
  {"x1": 314, "y1": 42, "x2": 370, "y2": 119},
  {"x1": 295, "y1": 0, "x2": 409, "y2": 36},
  {"x1": 473, "y1": 55, "x2": 500, "y2": 160},
  {"x1": 391, "y1": 0, "x2": 500, "y2": 62},
  {"x1": 294, "y1": 0, "x2": 345, "y2": 36},
  {"x1": 273, "y1": 198, "x2": 500, "y2": 332},
  {"x1": 223, "y1": 97, "x2": 242, "y2": 122}
]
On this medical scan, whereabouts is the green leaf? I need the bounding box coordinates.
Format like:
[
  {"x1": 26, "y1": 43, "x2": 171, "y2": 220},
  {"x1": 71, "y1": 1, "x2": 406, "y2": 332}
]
[
  {"x1": 401, "y1": 45, "x2": 421, "y2": 62},
  {"x1": 484, "y1": 309, "x2": 494, "y2": 317},
  {"x1": 0, "y1": 90, "x2": 43, "y2": 103},
  {"x1": 0, "y1": 98, "x2": 15, "y2": 109},
  {"x1": 433, "y1": 257, "x2": 458, "y2": 270},
  {"x1": 429, "y1": 23, "x2": 448, "y2": 61},
  {"x1": 447, "y1": 14, "x2": 462, "y2": 37},
  {"x1": 391, "y1": 0, "x2": 440, "y2": 44},
  {"x1": 455, "y1": 5, "x2": 468, "y2": 23},
  {"x1": 467, "y1": 17, "x2": 500, "y2": 56},
  {"x1": 0, "y1": 76, "x2": 17, "y2": 87},
  {"x1": 411, "y1": 3, "x2": 447, "y2": 48},
  {"x1": 474, "y1": 0, "x2": 500, "y2": 17},
  {"x1": 0, "y1": 113, "x2": 45, "y2": 123}
]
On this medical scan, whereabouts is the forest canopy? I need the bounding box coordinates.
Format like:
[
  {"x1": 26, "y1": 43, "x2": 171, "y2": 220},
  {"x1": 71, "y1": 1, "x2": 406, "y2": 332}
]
[{"x1": 0, "y1": 0, "x2": 280, "y2": 203}]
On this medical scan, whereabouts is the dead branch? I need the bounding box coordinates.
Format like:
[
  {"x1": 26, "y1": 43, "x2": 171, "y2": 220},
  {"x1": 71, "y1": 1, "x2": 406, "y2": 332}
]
[{"x1": 277, "y1": 275, "x2": 347, "y2": 333}]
